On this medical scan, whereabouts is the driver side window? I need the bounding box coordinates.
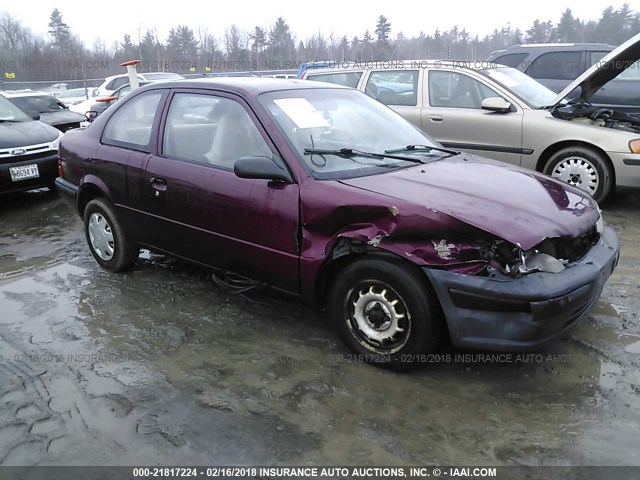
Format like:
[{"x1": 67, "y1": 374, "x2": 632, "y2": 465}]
[
  {"x1": 429, "y1": 71, "x2": 499, "y2": 109},
  {"x1": 162, "y1": 93, "x2": 271, "y2": 168}
]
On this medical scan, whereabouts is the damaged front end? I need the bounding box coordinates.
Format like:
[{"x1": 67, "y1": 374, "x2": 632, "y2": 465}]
[{"x1": 485, "y1": 221, "x2": 602, "y2": 277}]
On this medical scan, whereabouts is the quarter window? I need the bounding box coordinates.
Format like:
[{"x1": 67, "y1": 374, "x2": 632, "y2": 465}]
[
  {"x1": 162, "y1": 93, "x2": 271, "y2": 168},
  {"x1": 102, "y1": 91, "x2": 163, "y2": 151},
  {"x1": 365, "y1": 70, "x2": 419, "y2": 106},
  {"x1": 493, "y1": 53, "x2": 528, "y2": 69}
]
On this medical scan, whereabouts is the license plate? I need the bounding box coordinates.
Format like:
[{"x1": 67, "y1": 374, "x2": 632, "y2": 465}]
[{"x1": 9, "y1": 164, "x2": 39, "y2": 182}]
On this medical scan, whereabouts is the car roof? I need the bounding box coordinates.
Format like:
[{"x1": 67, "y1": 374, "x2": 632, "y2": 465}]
[
  {"x1": 138, "y1": 77, "x2": 349, "y2": 95},
  {"x1": 495, "y1": 43, "x2": 614, "y2": 52}
]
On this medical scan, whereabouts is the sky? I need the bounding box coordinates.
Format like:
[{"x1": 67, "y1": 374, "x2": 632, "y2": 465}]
[{"x1": 2, "y1": 0, "x2": 633, "y2": 48}]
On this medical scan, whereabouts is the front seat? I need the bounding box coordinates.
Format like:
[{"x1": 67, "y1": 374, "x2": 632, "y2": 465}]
[{"x1": 206, "y1": 101, "x2": 268, "y2": 167}]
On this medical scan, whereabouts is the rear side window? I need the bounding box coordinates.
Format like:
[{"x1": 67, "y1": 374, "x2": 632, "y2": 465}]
[
  {"x1": 493, "y1": 53, "x2": 528, "y2": 68},
  {"x1": 102, "y1": 91, "x2": 163, "y2": 151},
  {"x1": 526, "y1": 51, "x2": 583, "y2": 80},
  {"x1": 307, "y1": 72, "x2": 363, "y2": 88},
  {"x1": 365, "y1": 70, "x2": 419, "y2": 106}
]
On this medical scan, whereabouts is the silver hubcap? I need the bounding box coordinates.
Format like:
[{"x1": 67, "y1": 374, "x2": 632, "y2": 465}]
[
  {"x1": 347, "y1": 284, "x2": 411, "y2": 353},
  {"x1": 551, "y1": 156, "x2": 599, "y2": 195},
  {"x1": 88, "y1": 213, "x2": 115, "y2": 261}
]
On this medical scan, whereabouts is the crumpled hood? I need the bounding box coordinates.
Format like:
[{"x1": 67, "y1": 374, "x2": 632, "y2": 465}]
[
  {"x1": 0, "y1": 120, "x2": 60, "y2": 149},
  {"x1": 550, "y1": 32, "x2": 640, "y2": 107},
  {"x1": 339, "y1": 155, "x2": 599, "y2": 250}
]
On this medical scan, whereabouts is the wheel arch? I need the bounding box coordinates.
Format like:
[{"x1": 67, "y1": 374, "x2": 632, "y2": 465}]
[
  {"x1": 315, "y1": 238, "x2": 443, "y2": 312},
  {"x1": 77, "y1": 176, "x2": 112, "y2": 216},
  {"x1": 535, "y1": 140, "x2": 616, "y2": 187}
]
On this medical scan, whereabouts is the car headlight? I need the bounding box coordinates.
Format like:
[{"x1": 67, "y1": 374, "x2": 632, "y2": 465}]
[
  {"x1": 50, "y1": 131, "x2": 64, "y2": 151},
  {"x1": 629, "y1": 139, "x2": 640, "y2": 153},
  {"x1": 596, "y1": 208, "x2": 604, "y2": 235}
]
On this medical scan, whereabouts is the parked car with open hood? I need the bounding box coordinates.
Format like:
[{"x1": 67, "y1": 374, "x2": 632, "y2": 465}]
[
  {"x1": 0, "y1": 94, "x2": 62, "y2": 194},
  {"x1": 1, "y1": 91, "x2": 87, "y2": 132},
  {"x1": 302, "y1": 33, "x2": 640, "y2": 203},
  {"x1": 55, "y1": 78, "x2": 619, "y2": 368}
]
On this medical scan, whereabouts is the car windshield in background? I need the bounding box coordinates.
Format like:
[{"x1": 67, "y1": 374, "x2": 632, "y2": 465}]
[
  {"x1": 0, "y1": 96, "x2": 31, "y2": 121},
  {"x1": 259, "y1": 88, "x2": 442, "y2": 179},
  {"x1": 481, "y1": 67, "x2": 558, "y2": 108},
  {"x1": 11, "y1": 95, "x2": 67, "y2": 113}
]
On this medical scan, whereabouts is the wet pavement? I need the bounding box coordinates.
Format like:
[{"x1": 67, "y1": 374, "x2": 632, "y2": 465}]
[{"x1": 0, "y1": 188, "x2": 639, "y2": 468}]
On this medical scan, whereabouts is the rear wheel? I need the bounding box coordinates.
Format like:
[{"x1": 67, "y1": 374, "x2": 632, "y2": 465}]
[
  {"x1": 328, "y1": 257, "x2": 442, "y2": 369},
  {"x1": 543, "y1": 146, "x2": 613, "y2": 203},
  {"x1": 83, "y1": 198, "x2": 138, "y2": 272}
]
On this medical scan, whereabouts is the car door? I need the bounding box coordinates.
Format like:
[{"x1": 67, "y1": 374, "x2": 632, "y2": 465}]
[
  {"x1": 97, "y1": 89, "x2": 167, "y2": 239},
  {"x1": 140, "y1": 90, "x2": 300, "y2": 293},
  {"x1": 423, "y1": 69, "x2": 524, "y2": 165},
  {"x1": 361, "y1": 69, "x2": 423, "y2": 129}
]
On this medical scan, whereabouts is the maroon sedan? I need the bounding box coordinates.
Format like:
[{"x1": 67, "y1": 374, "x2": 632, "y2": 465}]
[{"x1": 56, "y1": 78, "x2": 620, "y2": 368}]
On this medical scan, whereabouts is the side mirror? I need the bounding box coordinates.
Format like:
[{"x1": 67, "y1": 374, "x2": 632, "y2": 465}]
[
  {"x1": 234, "y1": 156, "x2": 293, "y2": 183},
  {"x1": 27, "y1": 110, "x2": 41, "y2": 121},
  {"x1": 85, "y1": 111, "x2": 98, "y2": 123},
  {"x1": 481, "y1": 97, "x2": 512, "y2": 113}
]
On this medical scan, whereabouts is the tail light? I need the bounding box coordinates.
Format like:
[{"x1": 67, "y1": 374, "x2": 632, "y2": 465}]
[{"x1": 57, "y1": 154, "x2": 63, "y2": 177}]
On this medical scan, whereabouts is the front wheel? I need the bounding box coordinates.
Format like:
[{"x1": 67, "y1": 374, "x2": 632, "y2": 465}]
[
  {"x1": 328, "y1": 258, "x2": 443, "y2": 369},
  {"x1": 83, "y1": 198, "x2": 138, "y2": 272},
  {"x1": 543, "y1": 147, "x2": 613, "y2": 203}
]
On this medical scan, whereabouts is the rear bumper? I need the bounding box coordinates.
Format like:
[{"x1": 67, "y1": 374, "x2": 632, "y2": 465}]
[
  {"x1": 55, "y1": 177, "x2": 79, "y2": 212},
  {"x1": 424, "y1": 226, "x2": 620, "y2": 351},
  {"x1": 0, "y1": 153, "x2": 58, "y2": 194}
]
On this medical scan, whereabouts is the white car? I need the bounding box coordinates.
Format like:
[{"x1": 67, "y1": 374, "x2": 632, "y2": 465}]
[
  {"x1": 94, "y1": 72, "x2": 184, "y2": 97},
  {"x1": 54, "y1": 87, "x2": 97, "y2": 106}
]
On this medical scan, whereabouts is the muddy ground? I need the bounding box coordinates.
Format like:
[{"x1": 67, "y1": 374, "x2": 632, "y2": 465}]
[{"x1": 0, "y1": 188, "x2": 639, "y2": 471}]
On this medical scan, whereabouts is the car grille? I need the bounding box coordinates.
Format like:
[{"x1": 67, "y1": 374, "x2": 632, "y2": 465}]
[
  {"x1": 0, "y1": 142, "x2": 56, "y2": 164},
  {"x1": 55, "y1": 122, "x2": 81, "y2": 133}
]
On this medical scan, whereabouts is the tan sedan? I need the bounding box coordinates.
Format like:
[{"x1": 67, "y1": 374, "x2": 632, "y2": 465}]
[{"x1": 302, "y1": 35, "x2": 640, "y2": 203}]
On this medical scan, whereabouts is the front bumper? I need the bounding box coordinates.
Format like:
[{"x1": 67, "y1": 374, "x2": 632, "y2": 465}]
[
  {"x1": 0, "y1": 152, "x2": 58, "y2": 194},
  {"x1": 424, "y1": 226, "x2": 620, "y2": 351}
]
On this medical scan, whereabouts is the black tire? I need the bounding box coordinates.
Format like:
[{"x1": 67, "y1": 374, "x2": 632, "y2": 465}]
[
  {"x1": 83, "y1": 198, "x2": 138, "y2": 272},
  {"x1": 543, "y1": 146, "x2": 613, "y2": 204},
  {"x1": 328, "y1": 257, "x2": 443, "y2": 369}
]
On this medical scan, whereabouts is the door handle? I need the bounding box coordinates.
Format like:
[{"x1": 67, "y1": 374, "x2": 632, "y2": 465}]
[
  {"x1": 428, "y1": 114, "x2": 443, "y2": 122},
  {"x1": 150, "y1": 177, "x2": 167, "y2": 192}
]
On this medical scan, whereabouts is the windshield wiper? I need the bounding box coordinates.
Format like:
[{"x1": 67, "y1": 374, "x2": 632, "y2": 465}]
[
  {"x1": 303, "y1": 147, "x2": 426, "y2": 164},
  {"x1": 384, "y1": 144, "x2": 458, "y2": 156}
]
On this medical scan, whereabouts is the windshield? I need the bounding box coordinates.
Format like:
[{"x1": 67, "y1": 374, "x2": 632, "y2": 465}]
[
  {"x1": 259, "y1": 88, "x2": 443, "y2": 179},
  {"x1": 10, "y1": 95, "x2": 67, "y2": 113},
  {"x1": 0, "y1": 96, "x2": 32, "y2": 121},
  {"x1": 481, "y1": 67, "x2": 558, "y2": 108}
]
